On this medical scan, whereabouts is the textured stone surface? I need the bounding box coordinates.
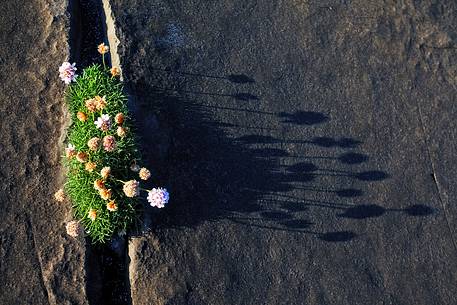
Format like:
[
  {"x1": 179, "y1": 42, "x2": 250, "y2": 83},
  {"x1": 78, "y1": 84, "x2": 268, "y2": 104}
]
[
  {"x1": 109, "y1": 1, "x2": 457, "y2": 304},
  {"x1": 0, "y1": 1, "x2": 88, "y2": 304}
]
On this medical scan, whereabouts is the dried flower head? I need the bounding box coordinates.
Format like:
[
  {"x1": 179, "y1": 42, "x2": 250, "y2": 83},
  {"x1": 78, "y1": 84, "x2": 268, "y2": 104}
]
[
  {"x1": 88, "y1": 209, "x2": 97, "y2": 221},
  {"x1": 110, "y1": 67, "x2": 121, "y2": 77},
  {"x1": 85, "y1": 162, "x2": 97, "y2": 172},
  {"x1": 54, "y1": 189, "x2": 65, "y2": 202},
  {"x1": 66, "y1": 221, "x2": 82, "y2": 237},
  {"x1": 147, "y1": 187, "x2": 169, "y2": 208},
  {"x1": 94, "y1": 179, "x2": 105, "y2": 191},
  {"x1": 123, "y1": 180, "x2": 140, "y2": 197},
  {"x1": 77, "y1": 111, "x2": 87, "y2": 122},
  {"x1": 95, "y1": 114, "x2": 111, "y2": 132},
  {"x1": 87, "y1": 137, "x2": 101, "y2": 151},
  {"x1": 115, "y1": 113, "x2": 125, "y2": 125},
  {"x1": 139, "y1": 168, "x2": 151, "y2": 180},
  {"x1": 76, "y1": 152, "x2": 88, "y2": 163},
  {"x1": 107, "y1": 200, "x2": 118, "y2": 212},
  {"x1": 66, "y1": 143, "x2": 76, "y2": 159},
  {"x1": 94, "y1": 95, "x2": 107, "y2": 111},
  {"x1": 100, "y1": 166, "x2": 111, "y2": 180},
  {"x1": 85, "y1": 98, "x2": 97, "y2": 112},
  {"x1": 59, "y1": 62, "x2": 77, "y2": 84},
  {"x1": 103, "y1": 135, "x2": 117, "y2": 152},
  {"x1": 99, "y1": 188, "x2": 112, "y2": 200},
  {"x1": 98, "y1": 43, "x2": 109, "y2": 54},
  {"x1": 117, "y1": 126, "x2": 127, "y2": 138}
]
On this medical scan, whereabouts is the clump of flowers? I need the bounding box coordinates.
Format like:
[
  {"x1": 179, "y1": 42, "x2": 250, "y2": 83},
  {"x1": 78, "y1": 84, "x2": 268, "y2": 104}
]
[{"x1": 57, "y1": 43, "x2": 170, "y2": 243}]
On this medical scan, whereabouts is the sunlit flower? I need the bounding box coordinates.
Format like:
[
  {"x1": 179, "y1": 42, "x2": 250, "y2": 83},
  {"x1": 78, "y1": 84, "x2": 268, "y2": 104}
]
[
  {"x1": 66, "y1": 220, "x2": 82, "y2": 237},
  {"x1": 117, "y1": 126, "x2": 127, "y2": 137},
  {"x1": 123, "y1": 180, "x2": 139, "y2": 197},
  {"x1": 139, "y1": 168, "x2": 151, "y2": 180},
  {"x1": 99, "y1": 188, "x2": 112, "y2": 200},
  {"x1": 115, "y1": 113, "x2": 124, "y2": 125},
  {"x1": 76, "y1": 151, "x2": 88, "y2": 163},
  {"x1": 130, "y1": 163, "x2": 140, "y2": 172},
  {"x1": 98, "y1": 43, "x2": 109, "y2": 54},
  {"x1": 94, "y1": 95, "x2": 107, "y2": 111},
  {"x1": 111, "y1": 67, "x2": 121, "y2": 77},
  {"x1": 95, "y1": 114, "x2": 111, "y2": 132},
  {"x1": 94, "y1": 179, "x2": 105, "y2": 191},
  {"x1": 54, "y1": 189, "x2": 65, "y2": 202},
  {"x1": 103, "y1": 135, "x2": 116, "y2": 152},
  {"x1": 59, "y1": 62, "x2": 77, "y2": 84},
  {"x1": 88, "y1": 209, "x2": 97, "y2": 221},
  {"x1": 147, "y1": 187, "x2": 169, "y2": 208},
  {"x1": 66, "y1": 143, "x2": 76, "y2": 159},
  {"x1": 85, "y1": 162, "x2": 97, "y2": 172},
  {"x1": 87, "y1": 137, "x2": 101, "y2": 151},
  {"x1": 85, "y1": 98, "x2": 97, "y2": 112},
  {"x1": 100, "y1": 166, "x2": 111, "y2": 180},
  {"x1": 77, "y1": 111, "x2": 87, "y2": 122},
  {"x1": 107, "y1": 200, "x2": 118, "y2": 212}
]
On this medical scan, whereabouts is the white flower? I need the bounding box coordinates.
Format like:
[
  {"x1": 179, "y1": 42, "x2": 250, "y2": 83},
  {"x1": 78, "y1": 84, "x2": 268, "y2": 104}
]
[
  {"x1": 59, "y1": 62, "x2": 77, "y2": 84},
  {"x1": 123, "y1": 180, "x2": 140, "y2": 197},
  {"x1": 65, "y1": 143, "x2": 76, "y2": 158},
  {"x1": 147, "y1": 188, "x2": 169, "y2": 208},
  {"x1": 95, "y1": 114, "x2": 111, "y2": 131}
]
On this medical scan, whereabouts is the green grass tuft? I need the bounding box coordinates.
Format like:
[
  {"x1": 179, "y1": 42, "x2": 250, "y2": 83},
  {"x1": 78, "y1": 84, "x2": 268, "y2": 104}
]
[{"x1": 63, "y1": 64, "x2": 141, "y2": 243}]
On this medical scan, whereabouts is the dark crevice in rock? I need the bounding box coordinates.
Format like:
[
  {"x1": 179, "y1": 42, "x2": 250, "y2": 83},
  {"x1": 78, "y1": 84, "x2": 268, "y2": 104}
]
[{"x1": 68, "y1": 0, "x2": 132, "y2": 304}]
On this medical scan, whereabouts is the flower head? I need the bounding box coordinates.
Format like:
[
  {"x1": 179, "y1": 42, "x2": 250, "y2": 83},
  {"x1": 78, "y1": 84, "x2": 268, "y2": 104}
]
[
  {"x1": 139, "y1": 168, "x2": 151, "y2": 180},
  {"x1": 107, "y1": 200, "x2": 118, "y2": 212},
  {"x1": 123, "y1": 180, "x2": 140, "y2": 197},
  {"x1": 66, "y1": 143, "x2": 76, "y2": 159},
  {"x1": 115, "y1": 113, "x2": 124, "y2": 125},
  {"x1": 85, "y1": 98, "x2": 97, "y2": 112},
  {"x1": 100, "y1": 166, "x2": 111, "y2": 180},
  {"x1": 103, "y1": 135, "x2": 117, "y2": 152},
  {"x1": 99, "y1": 188, "x2": 112, "y2": 200},
  {"x1": 77, "y1": 111, "x2": 87, "y2": 122},
  {"x1": 147, "y1": 188, "x2": 169, "y2": 208},
  {"x1": 94, "y1": 179, "x2": 105, "y2": 191},
  {"x1": 98, "y1": 43, "x2": 109, "y2": 54},
  {"x1": 130, "y1": 163, "x2": 140, "y2": 172},
  {"x1": 76, "y1": 152, "x2": 88, "y2": 163},
  {"x1": 94, "y1": 95, "x2": 107, "y2": 111},
  {"x1": 59, "y1": 62, "x2": 77, "y2": 84},
  {"x1": 88, "y1": 209, "x2": 97, "y2": 221},
  {"x1": 66, "y1": 221, "x2": 82, "y2": 237},
  {"x1": 85, "y1": 162, "x2": 97, "y2": 172},
  {"x1": 117, "y1": 126, "x2": 127, "y2": 138},
  {"x1": 111, "y1": 67, "x2": 121, "y2": 77},
  {"x1": 95, "y1": 114, "x2": 111, "y2": 132},
  {"x1": 87, "y1": 137, "x2": 101, "y2": 151},
  {"x1": 54, "y1": 189, "x2": 65, "y2": 202}
]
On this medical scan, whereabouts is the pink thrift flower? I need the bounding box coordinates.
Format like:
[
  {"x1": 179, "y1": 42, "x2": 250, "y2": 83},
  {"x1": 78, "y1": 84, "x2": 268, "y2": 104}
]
[
  {"x1": 147, "y1": 188, "x2": 169, "y2": 208},
  {"x1": 95, "y1": 114, "x2": 111, "y2": 132},
  {"x1": 59, "y1": 62, "x2": 77, "y2": 84},
  {"x1": 103, "y1": 135, "x2": 117, "y2": 152}
]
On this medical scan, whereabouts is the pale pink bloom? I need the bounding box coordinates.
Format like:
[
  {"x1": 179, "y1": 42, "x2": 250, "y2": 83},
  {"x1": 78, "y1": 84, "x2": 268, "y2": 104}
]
[
  {"x1": 147, "y1": 188, "x2": 169, "y2": 208},
  {"x1": 66, "y1": 221, "x2": 82, "y2": 237},
  {"x1": 123, "y1": 180, "x2": 140, "y2": 197},
  {"x1": 65, "y1": 143, "x2": 76, "y2": 159},
  {"x1": 117, "y1": 126, "x2": 127, "y2": 137},
  {"x1": 54, "y1": 189, "x2": 65, "y2": 202},
  {"x1": 100, "y1": 166, "x2": 111, "y2": 179},
  {"x1": 103, "y1": 135, "x2": 117, "y2": 152},
  {"x1": 95, "y1": 114, "x2": 111, "y2": 132},
  {"x1": 139, "y1": 168, "x2": 151, "y2": 180},
  {"x1": 59, "y1": 62, "x2": 77, "y2": 84},
  {"x1": 87, "y1": 137, "x2": 101, "y2": 151}
]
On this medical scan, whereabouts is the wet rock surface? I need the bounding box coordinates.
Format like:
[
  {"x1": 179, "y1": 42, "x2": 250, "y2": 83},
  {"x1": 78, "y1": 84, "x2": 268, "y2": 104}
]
[
  {"x1": 0, "y1": 0, "x2": 88, "y2": 304},
  {"x1": 108, "y1": 0, "x2": 457, "y2": 304}
]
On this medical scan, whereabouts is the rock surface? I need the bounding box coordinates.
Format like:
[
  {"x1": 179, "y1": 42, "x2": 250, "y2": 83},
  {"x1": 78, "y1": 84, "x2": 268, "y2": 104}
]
[
  {"x1": 111, "y1": 1, "x2": 457, "y2": 304},
  {"x1": 0, "y1": 1, "x2": 88, "y2": 304}
]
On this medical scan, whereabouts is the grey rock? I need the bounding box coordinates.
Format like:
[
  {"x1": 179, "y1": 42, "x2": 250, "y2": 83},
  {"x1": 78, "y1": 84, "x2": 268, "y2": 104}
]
[{"x1": 109, "y1": 0, "x2": 457, "y2": 304}]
